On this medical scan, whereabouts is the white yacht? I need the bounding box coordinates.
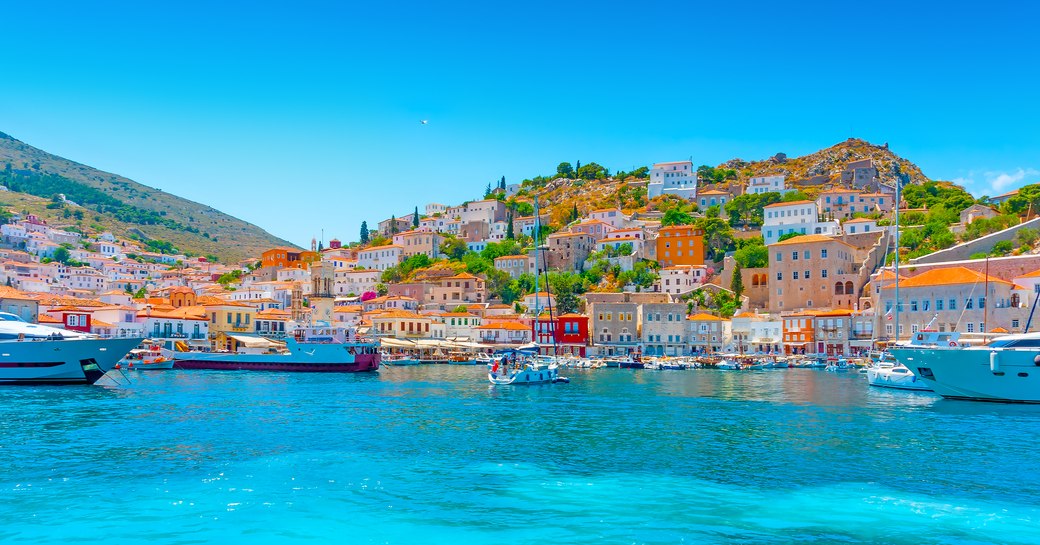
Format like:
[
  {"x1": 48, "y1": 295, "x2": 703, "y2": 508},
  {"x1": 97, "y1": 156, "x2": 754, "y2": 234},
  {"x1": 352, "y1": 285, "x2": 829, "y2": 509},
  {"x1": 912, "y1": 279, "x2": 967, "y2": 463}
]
[
  {"x1": 488, "y1": 356, "x2": 559, "y2": 385},
  {"x1": 0, "y1": 312, "x2": 142, "y2": 385},
  {"x1": 891, "y1": 332, "x2": 1040, "y2": 402},
  {"x1": 866, "y1": 355, "x2": 931, "y2": 391}
]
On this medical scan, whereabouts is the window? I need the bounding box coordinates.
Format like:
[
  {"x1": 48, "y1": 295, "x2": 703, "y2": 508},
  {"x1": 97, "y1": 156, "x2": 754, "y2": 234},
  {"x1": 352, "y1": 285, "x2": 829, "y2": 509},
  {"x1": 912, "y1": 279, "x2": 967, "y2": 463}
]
[
  {"x1": 967, "y1": 322, "x2": 975, "y2": 333},
  {"x1": 821, "y1": 249, "x2": 828, "y2": 258},
  {"x1": 775, "y1": 252, "x2": 782, "y2": 262},
  {"x1": 804, "y1": 251, "x2": 810, "y2": 259},
  {"x1": 792, "y1": 251, "x2": 799, "y2": 261},
  {"x1": 793, "y1": 271, "x2": 799, "y2": 280},
  {"x1": 949, "y1": 299, "x2": 957, "y2": 310},
  {"x1": 910, "y1": 300, "x2": 918, "y2": 312},
  {"x1": 979, "y1": 322, "x2": 985, "y2": 332},
  {"x1": 923, "y1": 300, "x2": 930, "y2": 312},
  {"x1": 822, "y1": 269, "x2": 828, "y2": 278},
  {"x1": 1013, "y1": 319, "x2": 1021, "y2": 329},
  {"x1": 804, "y1": 270, "x2": 810, "y2": 279},
  {"x1": 966, "y1": 298, "x2": 973, "y2": 310},
  {"x1": 777, "y1": 272, "x2": 783, "y2": 280},
  {"x1": 979, "y1": 297, "x2": 986, "y2": 308},
  {"x1": 936, "y1": 299, "x2": 944, "y2": 311}
]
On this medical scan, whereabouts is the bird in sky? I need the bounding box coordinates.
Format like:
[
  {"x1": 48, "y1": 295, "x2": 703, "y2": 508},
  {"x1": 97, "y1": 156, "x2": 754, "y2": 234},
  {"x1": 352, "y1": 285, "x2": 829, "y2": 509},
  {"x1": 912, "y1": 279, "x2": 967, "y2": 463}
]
[{"x1": 419, "y1": 120, "x2": 428, "y2": 125}]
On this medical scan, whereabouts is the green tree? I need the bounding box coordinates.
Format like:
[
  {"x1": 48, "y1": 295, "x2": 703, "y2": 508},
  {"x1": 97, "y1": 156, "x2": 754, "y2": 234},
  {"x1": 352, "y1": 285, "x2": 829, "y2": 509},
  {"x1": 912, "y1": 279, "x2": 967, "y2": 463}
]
[
  {"x1": 991, "y1": 240, "x2": 1014, "y2": 256},
  {"x1": 412, "y1": 206, "x2": 420, "y2": 228},
  {"x1": 661, "y1": 208, "x2": 694, "y2": 226},
  {"x1": 52, "y1": 246, "x2": 71, "y2": 265},
  {"x1": 576, "y1": 162, "x2": 608, "y2": 180},
  {"x1": 375, "y1": 283, "x2": 389, "y2": 296},
  {"x1": 557, "y1": 162, "x2": 574, "y2": 177},
  {"x1": 733, "y1": 237, "x2": 768, "y2": 268},
  {"x1": 777, "y1": 232, "x2": 801, "y2": 242},
  {"x1": 1017, "y1": 227, "x2": 1040, "y2": 246},
  {"x1": 506, "y1": 210, "x2": 514, "y2": 239},
  {"x1": 389, "y1": 215, "x2": 399, "y2": 235},
  {"x1": 730, "y1": 262, "x2": 744, "y2": 299},
  {"x1": 452, "y1": 305, "x2": 469, "y2": 313},
  {"x1": 440, "y1": 237, "x2": 468, "y2": 260},
  {"x1": 360, "y1": 221, "x2": 369, "y2": 244},
  {"x1": 696, "y1": 216, "x2": 735, "y2": 262}
]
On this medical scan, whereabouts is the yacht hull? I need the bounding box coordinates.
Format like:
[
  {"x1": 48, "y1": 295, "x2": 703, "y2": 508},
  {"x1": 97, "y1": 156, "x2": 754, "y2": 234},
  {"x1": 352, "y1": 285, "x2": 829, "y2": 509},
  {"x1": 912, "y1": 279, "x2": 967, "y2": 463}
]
[
  {"x1": 892, "y1": 347, "x2": 1040, "y2": 402},
  {"x1": 0, "y1": 337, "x2": 142, "y2": 385}
]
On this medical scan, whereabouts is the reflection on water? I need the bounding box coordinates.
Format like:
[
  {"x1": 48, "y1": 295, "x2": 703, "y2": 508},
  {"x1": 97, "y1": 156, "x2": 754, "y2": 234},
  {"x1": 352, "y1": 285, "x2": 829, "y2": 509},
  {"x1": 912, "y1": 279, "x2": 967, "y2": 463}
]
[{"x1": 1, "y1": 366, "x2": 1037, "y2": 544}]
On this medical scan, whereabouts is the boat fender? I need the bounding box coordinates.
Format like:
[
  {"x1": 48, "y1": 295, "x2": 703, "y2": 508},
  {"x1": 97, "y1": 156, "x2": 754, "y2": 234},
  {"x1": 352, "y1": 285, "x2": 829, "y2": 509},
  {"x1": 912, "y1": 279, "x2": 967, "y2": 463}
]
[
  {"x1": 990, "y1": 351, "x2": 999, "y2": 373},
  {"x1": 949, "y1": 341, "x2": 957, "y2": 347},
  {"x1": 1034, "y1": 354, "x2": 1040, "y2": 366}
]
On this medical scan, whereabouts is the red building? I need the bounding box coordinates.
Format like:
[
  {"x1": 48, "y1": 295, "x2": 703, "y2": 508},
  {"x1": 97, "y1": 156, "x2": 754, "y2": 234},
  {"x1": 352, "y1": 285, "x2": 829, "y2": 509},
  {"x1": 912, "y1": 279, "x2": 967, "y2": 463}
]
[{"x1": 532, "y1": 313, "x2": 590, "y2": 356}]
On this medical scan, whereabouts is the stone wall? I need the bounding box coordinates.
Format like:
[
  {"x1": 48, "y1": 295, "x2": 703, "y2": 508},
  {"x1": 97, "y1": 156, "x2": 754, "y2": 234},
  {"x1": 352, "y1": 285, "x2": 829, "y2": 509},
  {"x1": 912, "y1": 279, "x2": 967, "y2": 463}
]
[{"x1": 909, "y1": 217, "x2": 1040, "y2": 265}]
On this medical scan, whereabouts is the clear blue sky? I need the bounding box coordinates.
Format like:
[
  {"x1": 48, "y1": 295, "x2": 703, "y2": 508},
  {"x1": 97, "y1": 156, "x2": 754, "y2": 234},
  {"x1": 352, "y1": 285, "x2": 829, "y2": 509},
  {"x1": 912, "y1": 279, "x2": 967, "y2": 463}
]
[{"x1": 1, "y1": 1, "x2": 1038, "y2": 247}]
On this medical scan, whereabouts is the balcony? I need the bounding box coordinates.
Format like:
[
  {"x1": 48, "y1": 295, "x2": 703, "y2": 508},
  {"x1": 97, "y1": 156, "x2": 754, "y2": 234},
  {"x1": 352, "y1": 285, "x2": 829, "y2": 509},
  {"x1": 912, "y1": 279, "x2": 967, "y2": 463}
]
[{"x1": 851, "y1": 330, "x2": 873, "y2": 339}]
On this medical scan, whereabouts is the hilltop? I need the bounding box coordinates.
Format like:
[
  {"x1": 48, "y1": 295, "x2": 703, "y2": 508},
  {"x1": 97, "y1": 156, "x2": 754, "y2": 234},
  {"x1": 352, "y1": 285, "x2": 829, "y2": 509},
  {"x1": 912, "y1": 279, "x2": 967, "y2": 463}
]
[
  {"x1": 0, "y1": 131, "x2": 296, "y2": 262},
  {"x1": 516, "y1": 138, "x2": 935, "y2": 224},
  {"x1": 717, "y1": 137, "x2": 929, "y2": 189}
]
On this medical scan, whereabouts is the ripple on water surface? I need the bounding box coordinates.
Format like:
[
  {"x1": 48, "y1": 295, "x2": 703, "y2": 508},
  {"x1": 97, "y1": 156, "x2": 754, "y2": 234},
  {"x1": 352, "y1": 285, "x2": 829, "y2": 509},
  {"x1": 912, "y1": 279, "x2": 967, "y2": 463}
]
[{"x1": 1, "y1": 367, "x2": 1038, "y2": 544}]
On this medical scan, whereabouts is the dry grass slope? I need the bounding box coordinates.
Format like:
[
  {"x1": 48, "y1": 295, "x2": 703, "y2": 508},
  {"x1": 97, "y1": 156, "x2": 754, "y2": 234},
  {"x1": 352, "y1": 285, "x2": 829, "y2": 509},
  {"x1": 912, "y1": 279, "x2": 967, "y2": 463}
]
[{"x1": 0, "y1": 131, "x2": 296, "y2": 262}]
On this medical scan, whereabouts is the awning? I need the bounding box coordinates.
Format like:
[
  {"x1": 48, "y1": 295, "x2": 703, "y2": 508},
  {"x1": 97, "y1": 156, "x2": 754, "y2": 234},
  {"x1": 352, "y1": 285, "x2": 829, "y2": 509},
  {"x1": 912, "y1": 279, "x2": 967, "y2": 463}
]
[
  {"x1": 380, "y1": 338, "x2": 417, "y2": 348},
  {"x1": 227, "y1": 334, "x2": 284, "y2": 349}
]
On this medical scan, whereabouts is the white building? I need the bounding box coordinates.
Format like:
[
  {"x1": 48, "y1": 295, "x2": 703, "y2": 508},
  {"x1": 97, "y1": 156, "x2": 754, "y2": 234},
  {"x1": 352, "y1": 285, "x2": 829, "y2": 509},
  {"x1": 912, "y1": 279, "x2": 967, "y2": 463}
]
[
  {"x1": 729, "y1": 312, "x2": 782, "y2": 354},
  {"x1": 745, "y1": 175, "x2": 792, "y2": 196},
  {"x1": 356, "y1": 244, "x2": 403, "y2": 271},
  {"x1": 648, "y1": 161, "x2": 697, "y2": 200},
  {"x1": 761, "y1": 200, "x2": 840, "y2": 245},
  {"x1": 425, "y1": 203, "x2": 448, "y2": 216},
  {"x1": 335, "y1": 268, "x2": 381, "y2": 296},
  {"x1": 659, "y1": 265, "x2": 706, "y2": 296},
  {"x1": 843, "y1": 217, "x2": 879, "y2": 235}
]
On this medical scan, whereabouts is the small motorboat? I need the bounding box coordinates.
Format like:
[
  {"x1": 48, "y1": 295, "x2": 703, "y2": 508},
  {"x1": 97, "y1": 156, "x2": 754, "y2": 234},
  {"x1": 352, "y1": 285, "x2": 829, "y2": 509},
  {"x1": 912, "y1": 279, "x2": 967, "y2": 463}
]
[{"x1": 119, "y1": 344, "x2": 175, "y2": 370}]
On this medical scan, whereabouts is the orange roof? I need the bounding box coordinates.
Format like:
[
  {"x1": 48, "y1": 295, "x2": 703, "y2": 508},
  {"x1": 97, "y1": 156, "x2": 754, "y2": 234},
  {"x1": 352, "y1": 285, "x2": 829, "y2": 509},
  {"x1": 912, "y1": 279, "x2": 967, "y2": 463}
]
[
  {"x1": 548, "y1": 232, "x2": 594, "y2": 238},
  {"x1": 764, "y1": 200, "x2": 814, "y2": 208},
  {"x1": 524, "y1": 292, "x2": 553, "y2": 298},
  {"x1": 1018, "y1": 268, "x2": 1040, "y2": 279},
  {"x1": 494, "y1": 255, "x2": 529, "y2": 261},
  {"x1": 687, "y1": 313, "x2": 724, "y2": 321},
  {"x1": 91, "y1": 320, "x2": 114, "y2": 328},
  {"x1": 439, "y1": 312, "x2": 476, "y2": 317},
  {"x1": 770, "y1": 234, "x2": 846, "y2": 247},
  {"x1": 370, "y1": 310, "x2": 428, "y2": 319},
  {"x1": 447, "y1": 272, "x2": 480, "y2": 280},
  {"x1": 37, "y1": 314, "x2": 62, "y2": 324},
  {"x1": 361, "y1": 244, "x2": 403, "y2": 251},
  {"x1": 990, "y1": 327, "x2": 1009, "y2": 333},
  {"x1": 699, "y1": 190, "x2": 728, "y2": 195},
  {"x1": 892, "y1": 267, "x2": 1012, "y2": 289},
  {"x1": 843, "y1": 217, "x2": 877, "y2": 223},
  {"x1": 819, "y1": 188, "x2": 859, "y2": 194},
  {"x1": 598, "y1": 236, "x2": 641, "y2": 242},
  {"x1": 875, "y1": 270, "x2": 906, "y2": 281}
]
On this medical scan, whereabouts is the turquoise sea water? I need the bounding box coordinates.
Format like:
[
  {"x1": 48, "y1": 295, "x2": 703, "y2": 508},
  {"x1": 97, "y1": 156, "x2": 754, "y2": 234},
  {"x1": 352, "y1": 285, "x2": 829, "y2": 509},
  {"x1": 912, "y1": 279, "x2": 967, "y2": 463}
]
[{"x1": 2, "y1": 367, "x2": 1039, "y2": 544}]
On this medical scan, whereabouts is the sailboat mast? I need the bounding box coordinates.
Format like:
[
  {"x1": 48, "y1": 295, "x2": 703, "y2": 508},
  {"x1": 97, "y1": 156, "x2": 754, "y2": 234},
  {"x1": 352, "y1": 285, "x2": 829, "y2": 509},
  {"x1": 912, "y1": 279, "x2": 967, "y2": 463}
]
[
  {"x1": 893, "y1": 177, "x2": 901, "y2": 344},
  {"x1": 533, "y1": 197, "x2": 540, "y2": 317},
  {"x1": 984, "y1": 256, "x2": 990, "y2": 335}
]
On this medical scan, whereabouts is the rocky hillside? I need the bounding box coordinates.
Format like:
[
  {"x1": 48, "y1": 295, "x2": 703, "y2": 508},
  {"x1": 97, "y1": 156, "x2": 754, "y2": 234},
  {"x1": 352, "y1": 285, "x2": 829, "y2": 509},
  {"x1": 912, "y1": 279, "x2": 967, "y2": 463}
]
[
  {"x1": 519, "y1": 138, "x2": 935, "y2": 225},
  {"x1": 718, "y1": 138, "x2": 930, "y2": 189},
  {"x1": 0, "y1": 131, "x2": 296, "y2": 262}
]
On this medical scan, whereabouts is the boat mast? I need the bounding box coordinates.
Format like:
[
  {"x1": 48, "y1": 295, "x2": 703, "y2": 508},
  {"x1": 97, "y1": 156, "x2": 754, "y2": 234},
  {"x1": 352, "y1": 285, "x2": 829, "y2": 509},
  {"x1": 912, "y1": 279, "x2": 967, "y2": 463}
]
[
  {"x1": 984, "y1": 256, "x2": 990, "y2": 335},
  {"x1": 893, "y1": 177, "x2": 901, "y2": 344},
  {"x1": 533, "y1": 196, "x2": 541, "y2": 318}
]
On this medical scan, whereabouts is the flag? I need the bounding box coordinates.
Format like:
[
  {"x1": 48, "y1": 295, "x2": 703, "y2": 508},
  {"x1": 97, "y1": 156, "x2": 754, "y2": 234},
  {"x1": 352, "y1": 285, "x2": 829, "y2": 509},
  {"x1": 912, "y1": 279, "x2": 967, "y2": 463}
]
[
  {"x1": 492, "y1": 360, "x2": 499, "y2": 373},
  {"x1": 885, "y1": 307, "x2": 893, "y2": 321}
]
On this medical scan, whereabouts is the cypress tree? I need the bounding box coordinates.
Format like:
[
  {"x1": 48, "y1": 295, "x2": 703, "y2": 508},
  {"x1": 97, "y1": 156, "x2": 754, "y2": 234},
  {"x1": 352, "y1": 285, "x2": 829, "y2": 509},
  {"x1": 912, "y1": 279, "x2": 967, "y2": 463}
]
[
  {"x1": 360, "y1": 221, "x2": 369, "y2": 244},
  {"x1": 413, "y1": 206, "x2": 420, "y2": 228},
  {"x1": 731, "y1": 262, "x2": 744, "y2": 300}
]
